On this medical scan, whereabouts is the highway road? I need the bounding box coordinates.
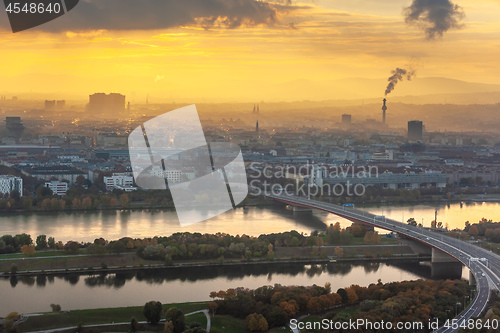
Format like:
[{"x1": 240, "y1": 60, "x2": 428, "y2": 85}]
[{"x1": 267, "y1": 193, "x2": 500, "y2": 333}]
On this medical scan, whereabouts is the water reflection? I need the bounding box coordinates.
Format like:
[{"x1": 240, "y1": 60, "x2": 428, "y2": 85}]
[
  {"x1": 7, "y1": 262, "x2": 432, "y2": 291},
  {"x1": 1, "y1": 261, "x2": 453, "y2": 314},
  {"x1": 0, "y1": 203, "x2": 499, "y2": 243}
]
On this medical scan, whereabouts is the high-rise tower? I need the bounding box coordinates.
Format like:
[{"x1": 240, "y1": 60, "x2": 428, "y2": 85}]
[{"x1": 382, "y1": 98, "x2": 387, "y2": 124}]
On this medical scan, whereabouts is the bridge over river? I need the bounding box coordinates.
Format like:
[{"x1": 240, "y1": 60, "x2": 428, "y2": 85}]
[{"x1": 267, "y1": 193, "x2": 500, "y2": 333}]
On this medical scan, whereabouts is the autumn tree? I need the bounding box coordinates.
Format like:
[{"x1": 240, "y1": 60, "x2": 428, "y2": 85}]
[
  {"x1": 307, "y1": 297, "x2": 323, "y2": 312},
  {"x1": 334, "y1": 247, "x2": 344, "y2": 257},
  {"x1": 165, "y1": 307, "x2": 185, "y2": 333},
  {"x1": 81, "y1": 197, "x2": 92, "y2": 209},
  {"x1": 21, "y1": 244, "x2": 36, "y2": 256},
  {"x1": 120, "y1": 193, "x2": 130, "y2": 208},
  {"x1": 350, "y1": 224, "x2": 366, "y2": 237},
  {"x1": 55, "y1": 241, "x2": 64, "y2": 250},
  {"x1": 164, "y1": 321, "x2": 174, "y2": 333},
  {"x1": 364, "y1": 231, "x2": 380, "y2": 245},
  {"x1": 469, "y1": 225, "x2": 479, "y2": 237},
  {"x1": 345, "y1": 287, "x2": 359, "y2": 304},
  {"x1": 64, "y1": 241, "x2": 80, "y2": 254},
  {"x1": 280, "y1": 300, "x2": 299, "y2": 317},
  {"x1": 41, "y1": 198, "x2": 51, "y2": 210},
  {"x1": 72, "y1": 198, "x2": 81, "y2": 209},
  {"x1": 258, "y1": 314, "x2": 269, "y2": 331},
  {"x1": 246, "y1": 313, "x2": 268, "y2": 332}
]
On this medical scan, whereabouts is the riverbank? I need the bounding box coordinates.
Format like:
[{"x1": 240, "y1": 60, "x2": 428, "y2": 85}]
[
  {"x1": 10, "y1": 302, "x2": 291, "y2": 333},
  {"x1": 1, "y1": 192, "x2": 500, "y2": 215},
  {"x1": 1, "y1": 251, "x2": 429, "y2": 278}
]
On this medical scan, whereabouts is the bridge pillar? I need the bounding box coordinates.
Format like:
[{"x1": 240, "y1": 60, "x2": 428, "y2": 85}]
[
  {"x1": 469, "y1": 271, "x2": 476, "y2": 286},
  {"x1": 431, "y1": 248, "x2": 462, "y2": 279},
  {"x1": 291, "y1": 206, "x2": 312, "y2": 212}
]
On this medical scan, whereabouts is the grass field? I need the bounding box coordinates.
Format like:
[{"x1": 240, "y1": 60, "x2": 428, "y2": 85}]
[
  {"x1": 14, "y1": 304, "x2": 296, "y2": 332},
  {"x1": 16, "y1": 302, "x2": 208, "y2": 332},
  {"x1": 1, "y1": 238, "x2": 416, "y2": 275},
  {"x1": 0, "y1": 252, "x2": 160, "y2": 273}
]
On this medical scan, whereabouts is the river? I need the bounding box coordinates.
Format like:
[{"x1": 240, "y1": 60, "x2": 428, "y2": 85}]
[
  {"x1": 0, "y1": 202, "x2": 498, "y2": 243},
  {"x1": 0, "y1": 262, "x2": 470, "y2": 314},
  {"x1": 0, "y1": 202, "x2": 494, "y2": 314}
]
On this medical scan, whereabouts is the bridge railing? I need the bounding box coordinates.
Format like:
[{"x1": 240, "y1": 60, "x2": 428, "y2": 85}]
[{"x1": 268, "y1": 193, "x2": 499, "y2": 255}]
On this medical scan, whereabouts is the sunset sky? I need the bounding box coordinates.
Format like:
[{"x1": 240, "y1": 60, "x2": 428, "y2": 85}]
[{"x1": 0, "y1": 0, "x2": 499, "y2": 102}]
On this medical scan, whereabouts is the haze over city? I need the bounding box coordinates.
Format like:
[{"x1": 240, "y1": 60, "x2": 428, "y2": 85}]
[
  {"x1": 2, "y1": 1, "x2": 500, "y2": 332},
  {"x1": 0, "y1": 0, "x2": 500, "y2": 103}
]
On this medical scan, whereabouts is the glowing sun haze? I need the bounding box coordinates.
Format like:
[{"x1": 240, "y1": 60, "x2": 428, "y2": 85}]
[{"x1": 0, "y1": 0, "x2": 499, "y2": 102}]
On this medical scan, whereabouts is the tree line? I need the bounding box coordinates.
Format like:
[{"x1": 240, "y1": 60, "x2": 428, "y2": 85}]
[
  {"x1": 209, "y1": 279, "x2": 470, "y2": 332},
  {"x1": 1, "y1": 226, "x2": 381, "y2": 263}
]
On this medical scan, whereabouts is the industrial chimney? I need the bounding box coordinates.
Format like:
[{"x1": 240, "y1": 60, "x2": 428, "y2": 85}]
[{"x1": 381, "y1": 98, "x2": 387, "y2": 124}]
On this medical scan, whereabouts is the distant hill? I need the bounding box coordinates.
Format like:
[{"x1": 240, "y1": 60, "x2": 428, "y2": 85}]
[{"x1": 265, "y1": 77, "x2": 500, "y2": 103}]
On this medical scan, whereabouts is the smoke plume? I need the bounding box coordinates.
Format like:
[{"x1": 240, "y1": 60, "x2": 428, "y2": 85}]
[
  {"x1": 404, "y1": 0, "x2": 465, "y2": 39},
  {"x1": 0, "y1": 0, "x2": 297, "y2": 32},
  {"x1": 384, "y1": 68, "x2": 416, "y2": 96}
]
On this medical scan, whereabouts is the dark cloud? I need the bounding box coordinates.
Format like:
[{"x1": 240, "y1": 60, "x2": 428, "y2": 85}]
[
  {"x1": 404, "y1": 0, "x2": 465, "y2": 39},
  {"x1": 0, "y1": 0, "x2": 296, "y2": 32}
]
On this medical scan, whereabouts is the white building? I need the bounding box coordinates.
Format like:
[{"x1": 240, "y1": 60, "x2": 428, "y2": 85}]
[
  {"x1": 149, "y1": 166, "x2": 183, "y2": 184},
  {"x1": 104, "y1": 173, "x2": 137, "y2": 191},
  {"x1": 0, "y1": 175, "x2": 23, "y2": 197},
  {"x1": 309, "y1": 165, "x2": 324, "y2": 187},
  {"x1": 45, "y1": 181, "x2": 68, "y2": 196},
  {"x1": 370, "y1": 150, "x2": 394, "y2": 161}
]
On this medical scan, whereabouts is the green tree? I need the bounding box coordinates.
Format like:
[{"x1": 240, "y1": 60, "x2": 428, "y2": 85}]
[
  {"x1": 76, "y1": 175, "x2": 86, "y2": 187},
  {"x1": 21, "y1": 197, "x2": 33, "y2": 210},
  {"x1": 130, "y1": 317, "x2": 138, "y2": 332},
  {"x1": 165, "y1": 307, "x2": 185, "y2": 333},
  {"x1": 15, "y1": 233, "x2": 32, "y2": 247},
  {"x1": 337, "y1": 288, "x2": 348, "y2": 304},
  {"x1": 48, "y1": 237, "x2": 56, "y2": 250},
  {"x1": 107, "y1": 241, "x2": 126, "y2": 255},
  {"x1": 143, "y1": 301, "x2": 162, "y2": 325},
  {"x1": 36, "y1": 185, "x2": 52, "y2": 198},
  {"x1": 36, "y1": 234, "x2": 48, "y2": 250},
  {"x1": 407, "y1": 218, "x2": 417, "y2": 226}
]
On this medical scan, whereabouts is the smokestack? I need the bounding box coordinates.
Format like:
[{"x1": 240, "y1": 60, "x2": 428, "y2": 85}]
[{"x1": 382, "y1": 98, "x2": 387, "y2": 124}]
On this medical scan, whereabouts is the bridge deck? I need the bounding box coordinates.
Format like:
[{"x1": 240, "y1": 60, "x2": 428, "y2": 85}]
[{"x1": 267, "y1": 193, "x2": 500, "y2": 333}]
